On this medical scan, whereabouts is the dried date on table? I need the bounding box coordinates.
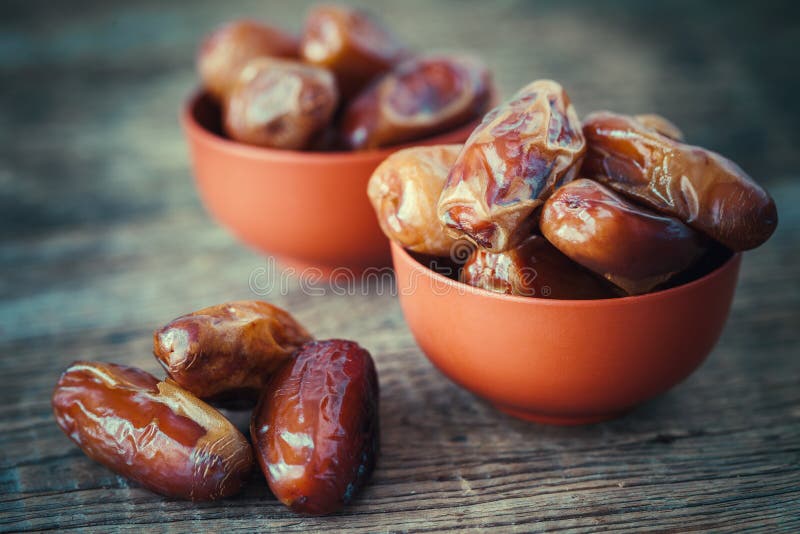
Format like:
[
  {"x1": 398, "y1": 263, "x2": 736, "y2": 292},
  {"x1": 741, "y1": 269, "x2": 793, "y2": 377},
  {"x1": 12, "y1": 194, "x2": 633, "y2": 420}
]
[
  {"x1": 154, "y1": 300, "x2": 312, "y2": 408},
  {"x1": 251, "y1": 339, "x2": 379, "y2": 515},
  {"x1": 52, "y1": 362, "x2": 253, "y2": 501},
  {"x1": 368, "y1": 144, "x2": 471, "y2": 257},
  {"x1": 438, "y1": 79, "x2": 585, "y2": 252},
  {"x1": 581, "y1": 111, "x2": 777, "y2": 251},
  {"x1": 342, "y1": 54, "x2": 492, "y2": 150},
  {"x1": 540, "y1": 179, "x2": 707, "y2": 295},
  {"x1": 300, "y1": 4, "x2": 408, "y2": 99}
]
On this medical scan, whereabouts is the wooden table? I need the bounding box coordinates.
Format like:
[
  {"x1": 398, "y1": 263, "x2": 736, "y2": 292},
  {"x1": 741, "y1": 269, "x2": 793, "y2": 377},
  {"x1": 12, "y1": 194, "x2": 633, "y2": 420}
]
[{"x1": 2, "y1": 1, "x2": 799, "y2": 531}]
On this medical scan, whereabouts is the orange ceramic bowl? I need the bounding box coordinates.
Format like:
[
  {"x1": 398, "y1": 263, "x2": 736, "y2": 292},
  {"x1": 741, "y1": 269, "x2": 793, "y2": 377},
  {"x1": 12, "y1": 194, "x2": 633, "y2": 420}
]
[
  {"x1": 182, "y1": 91, "x2": 483, "y2": 274},
  {"x1": 391, "y1": 241, "x2": 742, "y2": 425}
]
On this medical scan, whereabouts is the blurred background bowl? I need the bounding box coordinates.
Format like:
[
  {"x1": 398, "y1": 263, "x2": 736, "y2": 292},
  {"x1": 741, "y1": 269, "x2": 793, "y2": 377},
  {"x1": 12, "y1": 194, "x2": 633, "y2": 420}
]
[
  {"x1": 391, "y1": 241, "x2": 742, "y2": 425},
  {"x1": 183, "y1": 91, "x2": 484, "y2": 276}
]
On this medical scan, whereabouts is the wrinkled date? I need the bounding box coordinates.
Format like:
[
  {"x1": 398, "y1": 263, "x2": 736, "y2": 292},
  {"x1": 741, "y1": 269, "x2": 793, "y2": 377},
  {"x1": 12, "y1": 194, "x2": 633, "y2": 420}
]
[
  {"x1": 223, "y1": 58, "x2": 338, "y2": 149},
  {"x1": 154, "y1": 300, "x2": 312, "y2": 408},
  {"x1": 342, "y1": 54, "x2": 492, "y2": 150},
  {"x1": 251, "y1": 340, "x2": 379, "y2": 515},
  {"x1": 52, "y1": 361, "x2": 253, "y2": 501},
  {"x1": 438, "y1": 79, "x2": 586, "y2": 252},
  {"x1": 197, "y1": 19, "x2": 299, "y2": 100},
  {"x1": 462, "y1": 234, "x2": 618, "y2": 299},
  {"x1": 300, "y1": 4, "x2": 408, "y2": 99},
  {"x1": 581, "y1": 111, "x2": 777, "y2": 251},
  {"x1": 368, "y1": 144, "x2": 469, "y2": 256},
  {"x1": 541, "y1": 179, "x2": 707, "y2": 295}
]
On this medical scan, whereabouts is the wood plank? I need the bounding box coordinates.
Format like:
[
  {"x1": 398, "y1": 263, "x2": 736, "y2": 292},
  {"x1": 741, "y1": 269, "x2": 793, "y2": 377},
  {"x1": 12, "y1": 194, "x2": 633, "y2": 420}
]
[{"x1": 1, "y1": 0, "x2": 799, "y2": 531}]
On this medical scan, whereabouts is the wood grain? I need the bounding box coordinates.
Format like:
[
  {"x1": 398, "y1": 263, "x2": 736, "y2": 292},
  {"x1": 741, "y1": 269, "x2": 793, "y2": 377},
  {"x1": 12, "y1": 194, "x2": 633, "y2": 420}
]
[{"x1": 1, "y1": 0, "x2": 799, "y2": 532}]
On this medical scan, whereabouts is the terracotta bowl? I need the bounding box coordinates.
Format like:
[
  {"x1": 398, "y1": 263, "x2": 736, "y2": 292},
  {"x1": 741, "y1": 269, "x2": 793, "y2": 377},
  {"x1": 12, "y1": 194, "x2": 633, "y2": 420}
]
[
  {"x1": 391, "y1": 241, "x2": 742, "y2": 425},
  {"x1": 182, "y1": 91, "x2": 482, "y2": 275}
]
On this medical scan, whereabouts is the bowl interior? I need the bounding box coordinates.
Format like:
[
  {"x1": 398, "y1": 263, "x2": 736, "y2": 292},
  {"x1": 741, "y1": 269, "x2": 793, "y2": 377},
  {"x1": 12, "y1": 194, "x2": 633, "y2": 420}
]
[{"x1": 190, "y1": 92, "x2": 225, "y2": 138}]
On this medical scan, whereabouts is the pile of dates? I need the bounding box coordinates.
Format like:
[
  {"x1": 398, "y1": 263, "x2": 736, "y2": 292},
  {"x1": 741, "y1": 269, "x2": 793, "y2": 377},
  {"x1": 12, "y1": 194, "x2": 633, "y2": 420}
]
[
  {"x1": 52, "y1": 301, "x2": 379, "y2": 515},
  {"x1": 197, "y1": 4, "x2": 493, "y2": 150},
  {"x1": 368, "y1": 79, "x2": 778, "y2": 298}
]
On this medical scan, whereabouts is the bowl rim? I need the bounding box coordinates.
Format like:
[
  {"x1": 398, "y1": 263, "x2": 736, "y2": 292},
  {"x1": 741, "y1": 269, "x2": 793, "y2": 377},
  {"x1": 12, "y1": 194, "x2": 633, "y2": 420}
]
[
  {"x1": 390, "y1": 240, "x2": 742, "y2": 307},
  {"x1": 181, "y1": 89, "x2": 485, "y2": 164}
]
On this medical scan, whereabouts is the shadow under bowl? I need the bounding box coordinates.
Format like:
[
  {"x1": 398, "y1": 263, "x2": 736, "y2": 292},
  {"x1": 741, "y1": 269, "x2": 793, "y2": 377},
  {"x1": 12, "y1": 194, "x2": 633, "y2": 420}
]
[
  {"x1": 391, "y1": 241, "x2": 742, "y2": 425},
  {"x1": 182, "y1": 91, "x2": 482, "y2": 276}
]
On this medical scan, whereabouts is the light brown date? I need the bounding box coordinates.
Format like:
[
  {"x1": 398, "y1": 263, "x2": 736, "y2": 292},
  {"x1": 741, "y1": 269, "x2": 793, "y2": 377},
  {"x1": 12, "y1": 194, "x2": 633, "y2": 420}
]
[
  {"x1": 462, "y1": 234, "x2": 618, "y2": 299},
  {"x1": 581, "y1": 111, "x2": 777, "y2": 251},
  {"x1": 52, "y1": 361, "x2": 253, "y2": 501},
  {"x1": 223, "y1": 58, "x2": 338, "y2": 149},
  {"x1": 153, "y1": 300, "x2": 312, "y2": 408},
  {"x1": 197, "y1": 19, "x2": 299, "y2": 100},
  {"x1": 300, "y1": 4, "x2": 408, "y2": 99},
  {"x1": 540, "y1": 179, "x2": 707, "y2": 295},
  {"x1": 251, "y1": 339, "x2": 379, "y2": 515},
  {"x1": 341, "y1": 54, "x2": 492, "y2": 150},
  {"x1": 438, "y1": 79, "x2": 586, "y2": 252},
  {"x1": 368, "y1": 144, "x2": 470, "y2": 256}
]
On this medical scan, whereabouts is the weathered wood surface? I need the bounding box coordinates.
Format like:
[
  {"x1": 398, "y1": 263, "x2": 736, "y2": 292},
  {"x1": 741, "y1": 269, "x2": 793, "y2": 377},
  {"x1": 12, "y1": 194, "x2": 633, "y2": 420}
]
[{"x1": 1, "y1": 0, "x2": 799, "y2": 532}]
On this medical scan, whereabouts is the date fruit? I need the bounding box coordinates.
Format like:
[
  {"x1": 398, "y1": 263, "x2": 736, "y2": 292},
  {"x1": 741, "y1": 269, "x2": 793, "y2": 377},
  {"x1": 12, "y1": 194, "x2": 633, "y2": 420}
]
[
  {"x1": 541, "y1": 179, "x2": 707, "y2": 295},
  {"x1": 223, "y1": 58, "x2": 339, "y2": 149},
  {"x1": 154, "y1": 300, "x2": 312, "y2": 408},
  {"x1": 581, "y1": 111, "x2": 777, "y2": 251},
  {"x1": 342, "y1": 54, "x2": 492, "y2": 150},
  {"x1": 438, "y1": 79, "x2": 586, "y2": 252},
  {"x1": 198, "y1": 19, "x2": 299, "y2": 100},
  {"x1": 300, "y1": 4, "x2": 408, "y2": 99},
  {"x1": 52, "y1": 361, "x2": 253, "y2": 501},
  {"x1": 251, "y1": 340, "x2": 379, "y2": 515},
  {"x1": 462, "y1": 234, "x2": 618, "y2": 299},
  {"x1": 368, "y1": 144, "x2": 471, "y2": 256},
  {"x1": 633, "y1": 113, "x2": 684, "y2": 141}
]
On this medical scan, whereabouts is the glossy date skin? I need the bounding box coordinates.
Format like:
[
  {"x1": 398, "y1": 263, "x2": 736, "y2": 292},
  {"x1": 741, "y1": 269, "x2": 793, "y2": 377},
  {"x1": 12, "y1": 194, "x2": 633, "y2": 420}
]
[
  {"x1": 224, "y1": 58, "x2": 338, "y2": 149},
  {"x1": 300, "y1": 4, "x2": 408, "y2": 99},
  {"x1": 581, "y1": 111, "x2": 777, "y2": 251},
  {"x1": 633, "y1": 113, "x2": 684, "y2": 141},
  {"x1": 198, "y1": 19, "x2": 299, "y2": 100},
  {"x1": 541, "y1": 179, "x2": 707, "y2": 295},
  {"x1": 342, "y1": 54, "x2": 492, "y2": 150},
  {"x1": 52, "y1": 362, "x2": 253, "y2": 501},
  {"x1": 154, "y1": 300, "x2": 312, "y2": 408},
  {"x1": 251, "y1": 340, "x2": 379, "y2": 515},
  {"x1": 462, "y1": 234, "x2": 618, "y2": 299},
  {"x1": 438, "y1": 79, "x2": 586, "y2": 252},
  {"x1": 368, "y1": 144, "x2": 468, "y2": 256}
]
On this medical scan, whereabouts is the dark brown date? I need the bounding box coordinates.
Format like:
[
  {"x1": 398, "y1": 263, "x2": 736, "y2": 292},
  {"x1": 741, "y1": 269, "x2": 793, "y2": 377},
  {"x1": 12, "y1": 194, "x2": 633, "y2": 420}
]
[
  {"x1": 438, "y1": 79, "x2": 586, "y2": 252},
  {"x1": 197, "y1": 19, "x2": 299, "y2": 100},
  {"x1": 368, "y1": 144, "x2": 469, "y2": 256},
  {"x1": 300, "y1": 4, "x2": 408, "y2": 99},
  {"x1": 223, "y1": 58, "x2": 338, "y2": 149},
  {"x1": 540, "y1": 179, "x2": 707, "y2": 295},
  {"x1": 154, "y1": 300, "x2": 312, "y2": 408},
  {"x1": 52, "y1": 361, "x2": 253, "y2": 501},
  {"x1": 581, "y1": 111, "x2": 777, "y2": 251},
  {"x1": 342, "y1": 54, "x2": 492, "y2": 150},
  {"x1": 251, "y1": 339, "x2": 379, "y2": 515},
  {"x1": 462, "y1": 234, "x2": 619, "y2": 299}
]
